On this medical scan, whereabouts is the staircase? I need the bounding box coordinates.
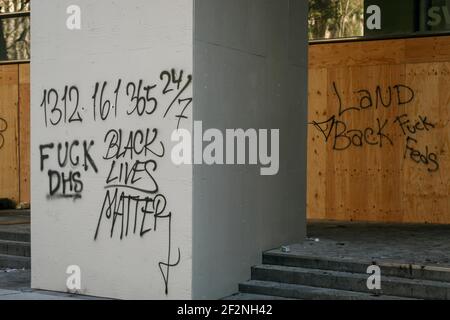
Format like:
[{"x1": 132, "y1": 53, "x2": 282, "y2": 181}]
[
  {"x1": 236, "y1": 251, "x2": 450, "y2": 300},
  {"x1": 0, "y1": 211, "x2": 30, "y2": 270}
]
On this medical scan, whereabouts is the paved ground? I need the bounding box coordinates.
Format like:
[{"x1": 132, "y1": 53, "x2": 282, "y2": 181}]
[
  {"x1": 0, "y1": 210, "x2": 99, "y2": 300},
  {"x1": 2, "y1": 219, "x2": 450, "y2": 299},
  {"x1": 279, "y1": 220, "x2": 450, "y2": 267},
  {"x1": 0, "y1": 269, "x2": 104, "y2": 300},
  {"x1": 0, "y1": 269, "x2": 30, "y2": 291},
  {"x1": 0, "y1": 210, "x2": 30, "y2": 230}
]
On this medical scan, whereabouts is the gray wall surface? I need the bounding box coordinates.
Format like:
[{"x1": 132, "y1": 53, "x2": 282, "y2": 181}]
[{"x1": 193, "y1": 0, "x2": 308, "y2": 299}]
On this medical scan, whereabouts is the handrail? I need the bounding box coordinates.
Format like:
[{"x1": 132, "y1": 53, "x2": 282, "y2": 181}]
[
  {"x1": 309, "y1": 30, "x2": 450, "y2": 45},
  {"x1": 0, "y1": 10, "x2": 30, "y2": 19},
  {"x1": 0, "y1": 59, "x2": 29, "y2": 65}
]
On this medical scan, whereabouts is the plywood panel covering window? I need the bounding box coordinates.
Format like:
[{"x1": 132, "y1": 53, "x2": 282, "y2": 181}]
[
  {"x1": 0, "y1": 64, "x2": 19, "y2": 202},
  {"x1": 0, "y1": 62, "x2": 29, "y2": 205},
  {"x1": 308, "y1": 36, "x2": 450, "y2": 224}
]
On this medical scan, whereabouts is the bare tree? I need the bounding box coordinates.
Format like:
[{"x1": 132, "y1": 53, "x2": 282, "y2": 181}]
[
  {"x1": 0, "y1": 0, "x2": 30, "y2": 61},
  {"x1": 309, "y1": 0, "x2": 364, "y2": 40}
]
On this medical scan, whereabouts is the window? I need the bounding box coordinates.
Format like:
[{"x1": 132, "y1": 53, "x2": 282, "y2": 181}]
[
  {"x1": 0, "y1": 0, "x2": 30, "y2": 62},
  {"x1": 365, "y1": 0, "x2": 450, "y2": 38},
  {"x1": 309, "y1": 0, "x2": 364, "y2": 40},
  {"x1": 309, "y1": 0, "x2": 450, "y2": 42}
]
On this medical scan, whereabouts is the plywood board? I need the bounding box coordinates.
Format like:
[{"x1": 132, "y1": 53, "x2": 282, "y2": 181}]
[
  {"x1": 19, "y1": 63, "x2": 30, "y2": 204},
  {"x1": 310, "y1": 36, "x2": 450, "y2": 69},
  {"x1": 0, "y1": 64, "x2": 19, "y2": 203},
  {"x1": 307, "y1": 68, "x2": 327, "y2": 219},
  {"x1": 308, "y1": 36, "x2": 450, "y2": 224}
]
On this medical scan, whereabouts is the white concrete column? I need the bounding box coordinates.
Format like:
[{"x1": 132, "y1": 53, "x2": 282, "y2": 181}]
[{"x1": 31, "y1": 0, "x2": 307, "y2": 300}]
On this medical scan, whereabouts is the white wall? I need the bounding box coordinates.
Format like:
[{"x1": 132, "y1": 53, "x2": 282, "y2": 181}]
[
  {"x1": 31, "y1": 0, "x2": 308, "y2": 300},
  {"x1": 31, "y1": 0, "x2": 193, "y2": 299},
  {"x1": 192, "y1": 0, "x2": 308, "y2": 299}
]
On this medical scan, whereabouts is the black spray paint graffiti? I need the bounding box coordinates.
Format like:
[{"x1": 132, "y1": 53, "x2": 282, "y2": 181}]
[
  {"x1": 160, "y1": 69, "x2": 193, "y2": 129},
  {"x1": 40, "y1": 69, "x2": 192, "y2": 129},
  {"x1": 0, "y1": 117, "x2": 7, "y2": 150},
  {"x1": 39, "y1": 140, "x2": 98, "y2": 200},
  {"x1": 310, "y1": 81, "x2": 440, "y2": 172},
  {"x1": 394, "y1": 114, "x2": 439, "y2": 172},
  {"x1": 331, "y1": 81, "x2": 415, "y2": 117},
  {"x1": 94, "y1": 128, "x2": 180, "y2": 295},
  {"x1": 311, "y1": 116, "x2": 393, "y2": 151},
  {"x1": 39, "y1": 69, "x2": 191, "y2": 295}
]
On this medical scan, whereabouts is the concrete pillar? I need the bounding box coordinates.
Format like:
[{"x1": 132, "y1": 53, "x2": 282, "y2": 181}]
[
  {"x1": 31, "y1": 0, "x2": 307, "y2": 300},
  {"x1": 192, "y1": 0, "x2": 308, "y2": 299}
]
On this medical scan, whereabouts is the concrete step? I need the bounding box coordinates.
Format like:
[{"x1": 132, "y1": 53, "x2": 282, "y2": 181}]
[
  {"x1": 0, "y1": 210, "x2": 30, "y2": 216},
  {"x1": 225, "y1": 292, "x2": 296, "y2": 300},
  {"x1": 0, "y1": 240, "x2": 30, "y2": 257},
  {"x1": 263, "y1": 252, "x2": 450, "y2": 283},
  {"x1": 240, "y1": 280, "x2": 415, "y2": 300},
  {"x1": 0, "y1": 231, "x2": 30, "y2": 243},
  {"x1": 251, "y1": 264, "x2": 450, "y2": 300},
  {"x1": 0, "y1": 254, "x2": 30, "y2": 269}
]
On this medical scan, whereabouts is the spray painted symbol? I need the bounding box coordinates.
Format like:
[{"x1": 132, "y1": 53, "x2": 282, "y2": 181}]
[{"x1": 0, "y1": 117, "x2": 7, "y2": 150}]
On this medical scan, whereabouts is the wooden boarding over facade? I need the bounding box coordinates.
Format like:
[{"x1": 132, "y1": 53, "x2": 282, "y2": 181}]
[
  {"x1": 0, "y1": 63, "x2": 29, "y2": 205},
  {"x1": 308, "y1": 36, "x2": 450, "y2": 224},
  {"x1": 0, "y1": 36, "x2": 450, "y2": 224}
]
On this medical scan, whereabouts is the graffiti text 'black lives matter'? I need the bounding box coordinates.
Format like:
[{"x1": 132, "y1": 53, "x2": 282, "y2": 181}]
[{"x1": 95, "y1": 127, "x2": 179, "y2": 295}]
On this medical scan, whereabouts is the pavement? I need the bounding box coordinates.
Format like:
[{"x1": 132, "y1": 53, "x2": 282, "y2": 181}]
[
  {"x1": 0, "y1": 210, "x2": 30, "y2": 229},
  {"x1": 1, "y1": 219, "x2": 450, "y2": 299},
  {"x1": 0, "y1": 210, "x2": 102, "y2": 300},
  {"x1": 297, "y1": 220, "x2": 450, "y2": 267},
  {"x1": 0, "y1": 268, "x2": 104, "y2": 300}
]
